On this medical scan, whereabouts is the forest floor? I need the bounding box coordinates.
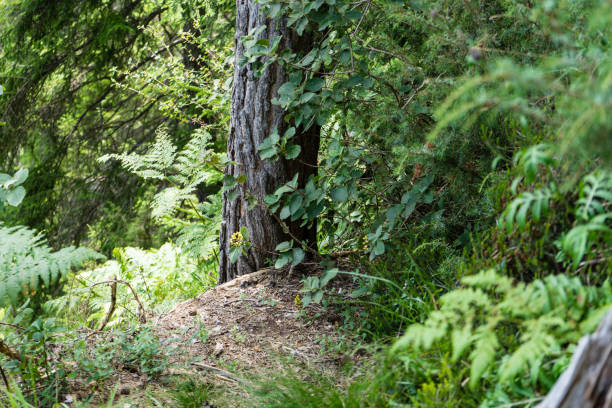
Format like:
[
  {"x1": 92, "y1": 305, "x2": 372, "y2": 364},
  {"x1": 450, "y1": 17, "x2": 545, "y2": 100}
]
[{"x1": 75, "y1": 269, "x2": 361, "y2": 407}]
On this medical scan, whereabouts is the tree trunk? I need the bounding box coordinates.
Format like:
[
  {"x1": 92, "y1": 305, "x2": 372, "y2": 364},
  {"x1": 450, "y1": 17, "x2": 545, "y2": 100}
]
[
  {"x1": 537, "y1": 306, "x2": 612, "y2": 408},
  {"x1": 218, "y1": 0, "x2": 319, "y2": 283}
]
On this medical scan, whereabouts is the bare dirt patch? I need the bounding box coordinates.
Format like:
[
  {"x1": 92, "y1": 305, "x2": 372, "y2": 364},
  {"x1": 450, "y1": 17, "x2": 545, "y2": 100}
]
[{"x1": 156, "y1": 269, "x2": 355, "y2": 377}]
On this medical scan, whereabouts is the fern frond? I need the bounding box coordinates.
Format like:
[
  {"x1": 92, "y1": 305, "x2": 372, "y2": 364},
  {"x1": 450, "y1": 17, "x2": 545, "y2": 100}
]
[
  {"x1": 576, "y1": 170, "x2": 612, "y2": 221},
  {"x1": 0, "y1": 225, "x2": 103, "y2": 308},
  {"x1": 451, "y1": 323, "x2": 474, "y2": 362},
  {"x1": 502, "y1": 187, "x2": 554, "y2": 231},
  {"x1": 98, "y1": 127, "x2": 176, "y2": 180},
  {"x1": 393, "y1": 268, "x2": 612, "y2": 390},
  {"x1": 462, "y1": 268, "x2": 513, "y2": 293},
  {"x1": 513, "y1": 144, "x2": 555, "y2": 183},
  {"x1": 151, "y1": 188, "x2": 193, "y2": 220},
  {"x1": 562, "y1": 213, "x2": 612, "y2": 267},
  {"x1": 440, "y1": 288, "x2": 492, "y2": 311},
  {"x1": 500, "y1": 327, "x2": 558, "y2": 383},
  {"x1": 391, "y1": 309, "x2": 452, "y2": 352},
  {"x1": 469, "y1": 323, "x2": 499, "y2": 388}
]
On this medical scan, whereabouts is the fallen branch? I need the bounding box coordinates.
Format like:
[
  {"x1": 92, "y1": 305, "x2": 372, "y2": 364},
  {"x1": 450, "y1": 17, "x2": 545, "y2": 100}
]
[
  {"x1": 96, "y1": 278, "x2": 117, "y2": 331},
  {"x1": 90, "y1": 279, "x2": 147, "y2": 325},
  {"x1": 191, "y1": 362, "x2": 245, "y2": 384}
]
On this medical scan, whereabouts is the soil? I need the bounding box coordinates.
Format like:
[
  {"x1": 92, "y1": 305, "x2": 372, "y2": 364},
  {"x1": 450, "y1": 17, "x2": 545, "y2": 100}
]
[{"x1": 69, "y1": 268, "x2": 360, "y2": 407}]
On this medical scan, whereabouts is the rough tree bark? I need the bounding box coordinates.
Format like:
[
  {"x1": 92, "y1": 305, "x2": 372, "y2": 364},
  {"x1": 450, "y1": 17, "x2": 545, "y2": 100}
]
[
  {"x1": 537, "y1": 306, "x2": 612, "y2": 408},
  {"x1": 218, "y1": 0, "x2": 320, "y2": 283}
]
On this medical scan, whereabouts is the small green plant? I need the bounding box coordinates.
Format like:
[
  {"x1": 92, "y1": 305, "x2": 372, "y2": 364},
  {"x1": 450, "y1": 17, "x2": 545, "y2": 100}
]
[
  {"x1": 245, "y1": 359, "x2": 389, "y2": 408},
  {"x1": 116, "y1": 326, "x2": 171, "y2": 380},
  {"x1": 230, "y1": 325, "x2": 247, "y2": 344},
  {"x1": 299, "y1": 268, "x2": 339, "y2": 306},
  {"x1": 169, "y1": 378, "x2": 214, "y2": 408},
  {"x1": 73, "y1": 339, "x2": 116, "y2": 386},
  {"x1": 191, "y1": 317, "x2": 209, "y2": 343}
]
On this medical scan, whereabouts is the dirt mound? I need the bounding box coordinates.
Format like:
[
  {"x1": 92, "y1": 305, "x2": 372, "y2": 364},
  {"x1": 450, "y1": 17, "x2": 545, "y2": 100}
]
[{"x1": 156, "y1": 269, "x2": 353, "y2": 380}]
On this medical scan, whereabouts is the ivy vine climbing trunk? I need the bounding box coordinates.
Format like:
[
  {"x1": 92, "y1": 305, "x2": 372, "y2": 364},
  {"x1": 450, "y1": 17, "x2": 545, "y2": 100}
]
[{"x1": 218, "y1": 0, "x2": 320, "y2": 283}]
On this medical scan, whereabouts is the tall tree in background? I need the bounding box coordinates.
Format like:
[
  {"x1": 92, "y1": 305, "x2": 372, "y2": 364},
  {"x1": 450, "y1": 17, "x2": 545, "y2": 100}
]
[
  {"x1": 0, "y1": 0, "x2": 173, "y2": 246},
  {"x1": 218, "y1": 1, "x2": 320, "y2": 283}
]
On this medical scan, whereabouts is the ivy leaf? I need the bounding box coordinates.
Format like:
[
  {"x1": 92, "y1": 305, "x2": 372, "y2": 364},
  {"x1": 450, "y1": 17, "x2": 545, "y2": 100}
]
[
  {"x1": 289, "y1": 194, "x2": 303, "y2": 215},
  {"x1": 320, "y1": 268, "x2": 339, "y2": 287},
  {"x1": 300, "y1": 92, "x2": 316, "y2": 104},
  {"x1": 330, "y1": 186, "x2": 348, "y2": 202},
  {"x1": 305, "y1": 78, "x2": 325, "y2": 92},
  {"x1": 275, "y1": 252, "x2": 292, "y2": 269},
  {"x1": 227, "y1": 189, "x2": 239, "y2": 202},
  {"x1": 264, "y1": 194, "x2": 279, "y2": 205},
  {"x1": 278, "y1": 81, "x2": 297, "y2": 97},
  {"x1": 11, "y1": 168, "x2": 29, "y2": 186},
  {"x1": 275, "y1": 241, "x2": 292, "y2": 252},
  {"x1": 284, "y1": 127, "x2": 296, "y2": 139},
  {"x1": 285, "y1": 144, "x2": 301, "y2": 159},
  {"x1": 401, "y1": 189, "x2": 420, "y2": 217},
  {"x1": 291, "y1": 248, "x2": 305, "y2": 266},
  {"x1": 373, "y1": 240, "x2": 385, "y2": 256},
  {"x1": 223, "y1": 174, "x2": 237, "y2": 190},
  {"x1": 280, "y1": 205, "x2": 291, "y2": 219},
  {"x1": 386, "y1": 204, "x2": 403, "y2": 227},
  {"x1": 260, "y1": 146, "x2": 277, "y2": 160}
]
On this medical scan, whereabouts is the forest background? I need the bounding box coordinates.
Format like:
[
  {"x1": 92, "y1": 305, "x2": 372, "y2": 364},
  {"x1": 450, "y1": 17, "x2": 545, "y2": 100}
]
[{"x1": 0, "y1": 0, "x2": 611, "y2": 407}]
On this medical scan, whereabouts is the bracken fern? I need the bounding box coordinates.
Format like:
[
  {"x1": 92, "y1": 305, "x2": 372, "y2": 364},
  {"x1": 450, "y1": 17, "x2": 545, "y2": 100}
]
[
  {"x1": 391, "y1": 269, "x2": 612, "y2": 388},
  {"x1": 0, "y1": 224, "x2": 103, "y2": 308}
]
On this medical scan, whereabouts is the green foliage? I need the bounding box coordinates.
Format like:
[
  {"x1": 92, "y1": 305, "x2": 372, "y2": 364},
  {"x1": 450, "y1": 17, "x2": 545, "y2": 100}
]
[
  {"x1": 100, "y1": 127, "x2": 223, "y2": 265},
  {"x1": 115, "y1": 326, "x2": 171, "y2": 380},
  {"x1": 392, "y1": 269, "x2": 612, "y2": 392},
  {"x1": 245, "y1": 360, "x2": 390, "y2": 408},
  {"x1": 0, "y1": 0, "x2": 233, "y2": 248},
  {"x1": 299, "y1": 268, "x2": 339, "y2": 306},
  {"x1": 47, "y1": 243, "x2": 213, "y2": 328},
  {"x1": 169, "y1": 378, "x2": 215, "y2": 408},
  {"x1": 0, "y1": 225, "x2": 103, "y2": 309},
  {"x1": 0, "y1": 168, "x2": 28, "y2": 208},
  {"x1": 0, "y1": 169, "x2": 102, "y2": 310},
  {"x1": 561, "y1": 171, "x2": 612, "y2": 267},
  {"x1": 501, "y1": 187, "x2": 555, "y2": 231}
]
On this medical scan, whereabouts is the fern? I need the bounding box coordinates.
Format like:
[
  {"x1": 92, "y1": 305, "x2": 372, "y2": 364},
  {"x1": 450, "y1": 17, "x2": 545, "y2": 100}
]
[
  {"x1": 513, "y1": 144, "x2": 556, "y2": 184},
  {"x1": 469, "y1": 324, "x2": 499, "y2": 388},
  {"x1": 100, "y1": 127, "x2": 223, "y2": 261},
  {"x1": 499, "y1": 317, "x2": 561, "y2": 383},
  {"x1": 562, "y1": 214, "x2": 612, "y2": 267},
  {"x1": 99, "y1": 127, "x2": 176, "y2": 180},
  {"x1": 501, "y1": 187, "x2": 555, "y2": 231},
  {"x1": 48, "y1": 243, "x2": 213, "y2": 327},
  {"x1": 576, "y1": 171, "x2": 612, "y2": 221},
  {"x1": 392, "y1": 269, "x2": 612, "y2": 387},
  {"x1": 559, "y1": 170, "x2": 612, "y2": 267},
  {"x1": 0, "y1": 224, "x2": 103, "y2": 308}
]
